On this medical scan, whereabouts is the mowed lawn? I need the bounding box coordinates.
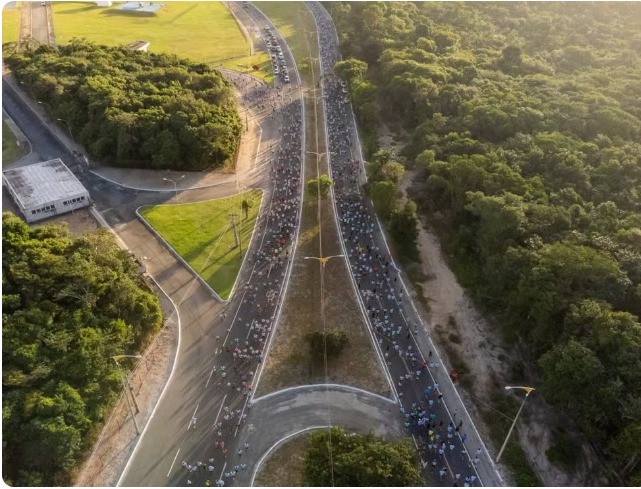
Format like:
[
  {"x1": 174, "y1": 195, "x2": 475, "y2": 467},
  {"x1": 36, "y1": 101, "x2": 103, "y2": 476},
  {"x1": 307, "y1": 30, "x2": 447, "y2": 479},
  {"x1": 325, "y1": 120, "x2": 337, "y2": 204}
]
[
  {"x1": 2, "y1": 120, "x2": 25, "y2": 167},
  {"x1": 139, "y1": 189, "x2": 262, "y2": 300},
  {"x1": 51, "y1": 2, "x2": 271, "y2": 81},
  {"x1": 2, "y1": 2, "x2": 21, "y2": 44}
]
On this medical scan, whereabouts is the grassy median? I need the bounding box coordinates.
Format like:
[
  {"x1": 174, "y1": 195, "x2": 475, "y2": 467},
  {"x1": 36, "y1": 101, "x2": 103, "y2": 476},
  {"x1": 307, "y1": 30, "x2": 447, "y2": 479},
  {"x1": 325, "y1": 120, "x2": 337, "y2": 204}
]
[{"x1": 139, "y1": 189, "x2": 262, "y2": 300}]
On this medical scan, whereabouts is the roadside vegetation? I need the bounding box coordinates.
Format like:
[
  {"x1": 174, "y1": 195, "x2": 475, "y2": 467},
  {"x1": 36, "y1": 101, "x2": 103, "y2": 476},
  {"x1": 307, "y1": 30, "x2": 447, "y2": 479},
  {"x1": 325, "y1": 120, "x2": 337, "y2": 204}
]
[
  {"x1": 303, "y1": 427, "x2": 421, "y2": 486},
  {"x1": 329, "y1": 2, "x2": 641, "y2": 485},
  {"x1": 2, "y1": 212, "x2": 163, "y2": 486},
  {"x1": 3, "y1": 40, "x2": 241, "y2": 171},
  {"x1": 139, "y1": 190, "x2": 262, "y2": 301}
]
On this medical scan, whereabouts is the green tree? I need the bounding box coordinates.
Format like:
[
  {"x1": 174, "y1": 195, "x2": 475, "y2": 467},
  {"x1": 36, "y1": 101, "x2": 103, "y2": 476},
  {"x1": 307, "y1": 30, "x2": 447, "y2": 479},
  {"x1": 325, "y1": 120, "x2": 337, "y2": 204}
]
[
  {"x1": 306, "y1": 174, "x2": 333, "y2": 198},
  {"x1": 303, "y1": 427, "x2": 421, "y2": 486},
  {"x1": 241, "y1": 198, "x2": 253, "y2": 220},
  {"x1": 369, "y1": 180, "x2": 398, "y2": 219}
]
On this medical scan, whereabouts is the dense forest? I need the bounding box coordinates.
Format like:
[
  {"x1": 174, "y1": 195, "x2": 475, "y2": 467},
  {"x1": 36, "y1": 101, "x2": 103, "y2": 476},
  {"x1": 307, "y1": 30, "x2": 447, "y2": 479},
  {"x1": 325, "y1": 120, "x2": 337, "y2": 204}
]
[
  {"x1": 2, "y1": 213, "x2": 163, "y2": 486},
  {"x1": 3, "y1": 40, "x2": 241, "y2": 170},
  {"x1": 328, "y1": 2, "x2": 641, "y2": 484}
]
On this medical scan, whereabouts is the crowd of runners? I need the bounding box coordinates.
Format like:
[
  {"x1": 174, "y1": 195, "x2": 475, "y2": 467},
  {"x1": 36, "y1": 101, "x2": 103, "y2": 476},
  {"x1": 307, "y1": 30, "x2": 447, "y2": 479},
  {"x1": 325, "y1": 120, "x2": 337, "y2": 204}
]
[
  {"x1": 307, "y1": 1, "x2": 485, "y2": 486},
  {"x1": 178, "y1": 24, "x2": 304, "y2": 486}
]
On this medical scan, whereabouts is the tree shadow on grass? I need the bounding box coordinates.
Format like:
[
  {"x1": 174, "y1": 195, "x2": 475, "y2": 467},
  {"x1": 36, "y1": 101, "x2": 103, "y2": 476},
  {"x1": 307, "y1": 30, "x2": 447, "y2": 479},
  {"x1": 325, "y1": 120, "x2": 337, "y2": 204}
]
[
  {"x1": 100, "y1": 9, "x2": 157, "y2": 17},
  {"x1": 55, "y1": 5, "x2": 99, "y2": 15}
]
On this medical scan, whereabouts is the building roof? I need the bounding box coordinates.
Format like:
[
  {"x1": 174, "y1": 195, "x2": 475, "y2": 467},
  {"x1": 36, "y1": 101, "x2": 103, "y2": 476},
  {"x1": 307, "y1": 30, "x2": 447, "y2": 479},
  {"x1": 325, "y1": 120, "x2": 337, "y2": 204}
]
[
  {"x1": 3, "y1": 159, "x2": 88, "y2": 209},
  {"x1": 126, "y1": 40, "x2": 150, "y2": 51}
]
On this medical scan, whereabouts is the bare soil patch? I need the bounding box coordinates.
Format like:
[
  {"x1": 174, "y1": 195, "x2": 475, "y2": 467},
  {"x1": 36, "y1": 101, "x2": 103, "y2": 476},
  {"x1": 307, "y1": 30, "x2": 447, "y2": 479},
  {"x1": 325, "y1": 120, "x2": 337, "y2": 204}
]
[
  {"x1": 35, "y1": 207, "x2": 99, "y2": 236},
  {"x1": 254, "y1": 433, "x2": 310, "y2": 487}
]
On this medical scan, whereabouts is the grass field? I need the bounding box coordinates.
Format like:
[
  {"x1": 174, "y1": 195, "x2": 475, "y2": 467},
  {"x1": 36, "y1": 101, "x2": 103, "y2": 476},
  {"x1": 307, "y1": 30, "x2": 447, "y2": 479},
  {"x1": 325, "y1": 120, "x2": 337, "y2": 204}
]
[
  {"x1": 139, "y1": 189, "x2": 262, "y2": 300},
  {"x1": 2, "y1": 120, "x2": 25, "y2": 167},
  {"x1": 2, "y1": 2, "x2": 21, "y2": 45},
  {"x1": 50, "y1": 2, "x2": 271, "y2": 81}
]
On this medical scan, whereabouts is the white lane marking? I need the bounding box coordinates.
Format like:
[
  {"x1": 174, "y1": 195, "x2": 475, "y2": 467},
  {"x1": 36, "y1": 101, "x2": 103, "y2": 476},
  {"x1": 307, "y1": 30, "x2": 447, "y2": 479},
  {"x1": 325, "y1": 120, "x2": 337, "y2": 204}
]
[
  {"x1": 213, "y1": 394, "x2": 228, "y2": 428},
  {"x1": 234, "y1": 396, "x2": 251, "y2": 437},
  {"x1": 205, "y1": 366, "x2": 216, "y2": 388},
  {"x1": 187, "y1": 404, "x2": 199, "y2": 430},
  {"x1": 219, "y1": 462, "x2": 227, "y2": 480},
  {"x1": 167, "y1": 448, "x2": 181, "y2": 478}
]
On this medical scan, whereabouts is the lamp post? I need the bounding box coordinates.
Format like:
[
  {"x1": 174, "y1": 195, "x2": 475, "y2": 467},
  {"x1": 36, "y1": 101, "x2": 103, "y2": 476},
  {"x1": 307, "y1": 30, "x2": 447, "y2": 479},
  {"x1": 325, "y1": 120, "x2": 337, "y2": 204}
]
[
  {"x1": 496, "y1": 386, "x2": 535, "y2": 463},
  {"x1": 303, "y1": 254, "x2": 344, "y2": 318},
  {"x1": 36, "y1": 100, "x2": 52, "y2": 118},
  {"x1": 162, "y1": 175, "x2": 185, "y2": 204},
  {"x1": 56, "y1": 118, "x2": 74, "y2": 144},
  {"x1": 112, "y1": 355, "x2": 142, "y2": 435}
]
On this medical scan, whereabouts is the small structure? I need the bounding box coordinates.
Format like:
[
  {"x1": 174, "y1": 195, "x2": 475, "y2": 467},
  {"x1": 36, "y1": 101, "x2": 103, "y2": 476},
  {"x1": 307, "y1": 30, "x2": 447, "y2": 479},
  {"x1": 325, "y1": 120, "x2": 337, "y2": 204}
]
[
  {"x1": 2, "y1": 159, "x2": 90, "y2": 223},
  {"x1": 126, "y1": 40, "x2": 150, "y2": 52},
  {"x1": 95, "y1": 1, "x2": 112, "y2": 6},
  {"x1": 117, "y1": 2, "x2": 164, "y2": 13}
]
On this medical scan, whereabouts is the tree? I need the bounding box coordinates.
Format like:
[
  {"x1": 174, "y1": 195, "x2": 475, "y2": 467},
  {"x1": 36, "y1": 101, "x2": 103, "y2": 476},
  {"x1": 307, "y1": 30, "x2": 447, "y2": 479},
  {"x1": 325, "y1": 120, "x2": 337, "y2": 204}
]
[
  {"x1": 334, "y1": 58, "x2": 368, "y2": 87},
  {"x1": 380, "y1": 161, "x2": 405, "y2": 184},
  {"x1": 306, "y1": 174, "x2": 333, "y2": 198},
  {"x1": 5, "y1": 41, "x2": 241, "y2": 171},
  {"x1": 303, "y1": 427, "x2": 422, "y2": 487},
  {"x1": 241, "y1": 198, "x2": 253, "y2": 220},
  {"x1": 368, "y1": 180, "x2": 398, "y2": 219},
  {"x1": 2, "y1": 212, "x2": 162, "y2": 486},
  {"x1": 390, "y1": 200, "x2": 419, "y2": 260}
]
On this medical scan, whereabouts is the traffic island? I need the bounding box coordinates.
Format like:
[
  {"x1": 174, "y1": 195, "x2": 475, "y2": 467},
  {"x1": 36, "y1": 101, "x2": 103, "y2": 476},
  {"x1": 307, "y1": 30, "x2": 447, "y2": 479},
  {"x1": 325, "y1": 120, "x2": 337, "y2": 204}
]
[{"x1": 139, "y1": 189, "x2": 262, "y2": 300}]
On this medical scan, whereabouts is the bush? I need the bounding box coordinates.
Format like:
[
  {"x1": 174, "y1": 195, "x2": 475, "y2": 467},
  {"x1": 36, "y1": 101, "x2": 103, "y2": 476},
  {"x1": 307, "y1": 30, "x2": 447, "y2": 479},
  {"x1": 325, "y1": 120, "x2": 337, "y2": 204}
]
[
  {"x1": 307, "y1": 330, "x2": 349, "y2": 360},
  {"x1": 306, "y1": 174, "x2": 333, "y2": 198}
]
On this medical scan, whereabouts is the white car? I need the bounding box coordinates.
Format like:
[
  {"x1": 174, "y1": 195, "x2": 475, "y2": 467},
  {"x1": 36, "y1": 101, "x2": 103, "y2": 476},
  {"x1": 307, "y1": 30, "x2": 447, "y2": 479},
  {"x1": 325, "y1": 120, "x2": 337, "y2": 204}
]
[
  {"x1": 274, "y1": 67, "x2": 280, "y2": 74},
  {"x1": 283, "y1": 75, "x2": 290, "y2": 83},
  {"x1": 278, "y1": 53, "x2": 284, "y2": 60}
]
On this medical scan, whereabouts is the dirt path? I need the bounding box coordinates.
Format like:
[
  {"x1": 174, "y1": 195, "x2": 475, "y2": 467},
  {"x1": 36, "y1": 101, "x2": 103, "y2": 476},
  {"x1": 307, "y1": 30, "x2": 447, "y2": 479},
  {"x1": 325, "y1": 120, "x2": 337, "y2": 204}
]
[{"x1": 398, "y1": 170, "x2": 595, "y2": 486}]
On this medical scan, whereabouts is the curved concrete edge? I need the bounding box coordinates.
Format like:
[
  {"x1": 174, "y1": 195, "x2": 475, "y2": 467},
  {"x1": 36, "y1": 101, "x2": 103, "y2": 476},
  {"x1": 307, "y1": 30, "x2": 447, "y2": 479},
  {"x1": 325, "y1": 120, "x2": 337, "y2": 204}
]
[
  {"x1": 251, "y1": 383, "x2": 396, "y2": 406},
  {"x1": 250, "y1": 426, "x2": 327, "y2": 487},
  {"x1": 247, "y1": 1, "x2": 307, "y2": 404},
  {"x1": 88, "y1": 168, "x2": 238, "y2": 193}
]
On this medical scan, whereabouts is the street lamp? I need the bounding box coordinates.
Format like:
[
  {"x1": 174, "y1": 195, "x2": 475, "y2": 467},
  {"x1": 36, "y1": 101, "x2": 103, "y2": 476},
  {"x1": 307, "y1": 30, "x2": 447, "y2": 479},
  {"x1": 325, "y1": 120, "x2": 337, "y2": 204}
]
[
  {"x1": 112, "y1": 355, "x2": 142, "y2": 435},
  {"x1": 56, "y1": 118, "x2": 74, "y2": 144},
  {"x1": 304, "y1": 254, "x2": 345, "y2": 318},
  {"x1": 496, "y1": 386, "x2": 535, "y2": 463},
  {"x1": 162, "y1": 175, "x2": 185, "y2": 204},
  {"x1": 37, "y1": 100, "x2": 52, "y2": 118}
]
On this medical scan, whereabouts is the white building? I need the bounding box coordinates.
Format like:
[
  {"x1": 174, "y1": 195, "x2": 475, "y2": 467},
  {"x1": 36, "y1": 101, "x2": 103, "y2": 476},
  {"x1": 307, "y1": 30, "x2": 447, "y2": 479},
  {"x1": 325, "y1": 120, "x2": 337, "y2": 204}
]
[{"x1": 2, "y1": 159, "x2": 90, "y2": 223}]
